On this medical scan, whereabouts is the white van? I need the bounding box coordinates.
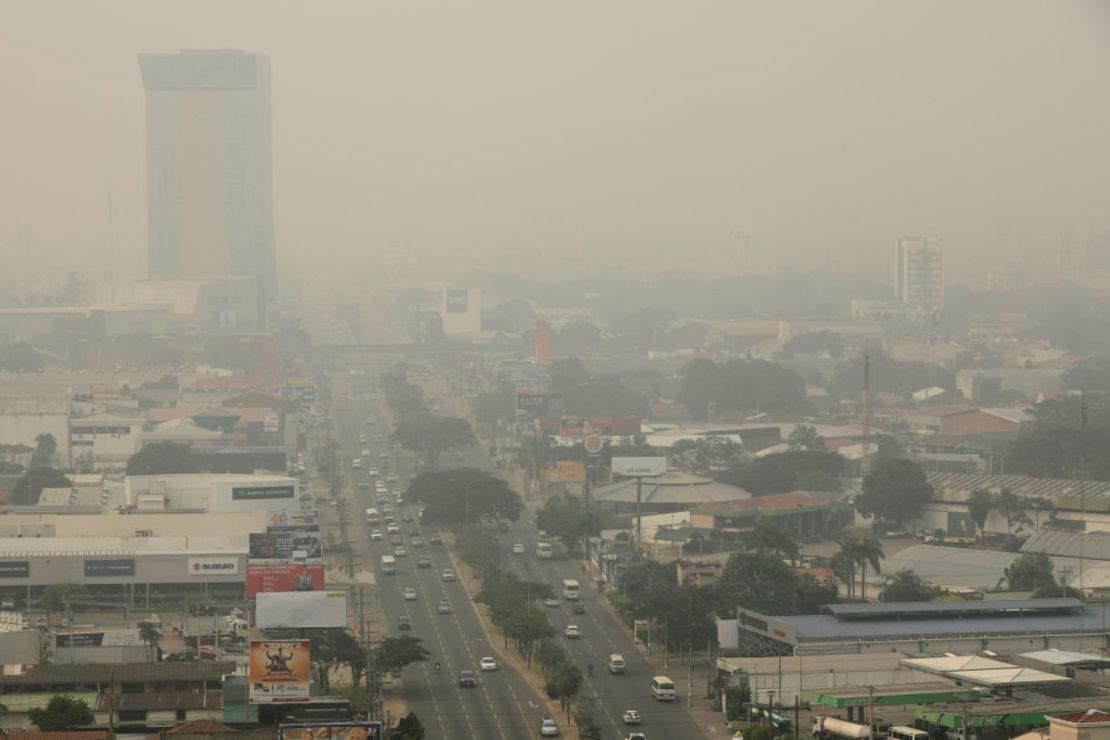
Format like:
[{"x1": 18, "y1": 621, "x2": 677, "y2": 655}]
[
  {"x1": 651, "y1": 675, "x2": 676, "y2": 701},
  {"x1": 608, "y1": 653, "x2": 626, "y2": 675},
  {"x1": 888, "y1": 727, "x2": 929, "y2": 740}
]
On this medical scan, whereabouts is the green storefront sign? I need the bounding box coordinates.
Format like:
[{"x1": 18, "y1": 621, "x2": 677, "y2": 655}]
[{"x1": 232, "y1": 485, "x2": 295, "y2": 501}]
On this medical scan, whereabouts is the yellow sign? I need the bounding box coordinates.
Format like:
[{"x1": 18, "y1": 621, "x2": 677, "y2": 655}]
[{"x1": 552, "y1": 461, "x2": 586, "y2": 483}]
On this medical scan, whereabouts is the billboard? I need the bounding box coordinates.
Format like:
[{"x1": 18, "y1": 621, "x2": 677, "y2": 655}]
[
  {"x1": 0, "y1": 561, "x2": 29, "y2": 578},
  {"x1": 611, "y1": 457, "x2": 667, "y2": 477},
  {"x1": 232, "y1": 485, "x2": 295, "y2": 501},
  {"x1": 549, "y1": 461, "x2": 586, "y2": 483},
  {"x1": 280, "y1": 381, "x2": 317, "y2": 403},
  {"x1": 735, "y1": 607, "x2": 797, "y2": 645},
  {"x1": 445, "y1": 288, "x2": 469, "y2": 313},
  {"x1": 256, "y1": 591, "x2": 348, "y2": 629},
  {"x1": 249, "y1": 639, "x2": 310, "y2": 703},
  {"x1": 278, "y1": 723, "x2": 383, "y2": 739},
  {"x1": 187, "y1": 557, "x2": 240, "y2": 576},
  {"x1": 55, "y1": 631, "x2": 136, "y2": 648},
  {"x1": 246, "y1": 562, "x2": 325, "y2": 598},
  {"x1": 269, "y1": 510, "x2": 319, "y2": 528},
  {"x1": 84, "y1": 559, "x2": 136, "y2": 577},
  {"x1": 250, "y1": 527, "x2": 323, "y2": 561}
]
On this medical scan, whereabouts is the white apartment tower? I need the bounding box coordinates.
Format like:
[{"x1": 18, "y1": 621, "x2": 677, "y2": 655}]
[{"x1": 895, "y1": 237, "x2": 943, "y2": 312}]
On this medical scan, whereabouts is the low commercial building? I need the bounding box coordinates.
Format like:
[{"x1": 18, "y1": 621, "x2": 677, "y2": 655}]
[
  {"x1": 0, "y1": 535, "x2": 247, "y2": 610},
  {"x1": 692, "y1": 491, "x2": 851, "y2": 539},
  {"x1": 592, "y1": 471, "x2": 749, "y2": 515},
  {"x1": 722, "y1": 598, "x2": 1110, "y2": 657},
  {"x1": 124, "y1": 473, "x2": 299, "y2": 515}
]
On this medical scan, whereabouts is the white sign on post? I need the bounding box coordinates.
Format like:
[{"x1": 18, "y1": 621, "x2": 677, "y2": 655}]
[{"x1": 611, "y1": 457, "x2": 666, "y2": 477}]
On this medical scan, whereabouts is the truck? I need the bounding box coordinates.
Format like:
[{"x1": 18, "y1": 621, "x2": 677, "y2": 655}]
[{"x1": 812, "y1": 716, "x2": 871, "y2": 740}]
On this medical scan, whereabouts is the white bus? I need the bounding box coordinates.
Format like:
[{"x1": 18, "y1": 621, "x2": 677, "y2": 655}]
[
  {"x1": 562, "y1": 579, "x2": 580, "y2": 600},
  {"x1": 536, "y1": 541, "x2": 553, "y2": 559},
  {"x1": 366, "y1": 508, "x2": 380, "y2": 525},
  {"x1": 651, "y1": 675, "x2": 676, "y2": 701},
  {"x1": 887, "y1": 728, "x2": 929, "y2": 740},
  {"x1": 380, "y1": 555, "x2": 397, "y2": 574}
]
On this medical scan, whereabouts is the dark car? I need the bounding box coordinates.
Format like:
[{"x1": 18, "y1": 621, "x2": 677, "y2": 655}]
[
  {"x1": 398, "y1": 616, "x2": 412, "y2": 631},
  {"x1": 429, "y1": 535, "x2": 443, "y2": 545},
  {"x1": 458, "y1": 670, "x2": 478, "y2": 688},
  {"x1": 573, "y1": 602, "x2": 586, "y2": 614}
]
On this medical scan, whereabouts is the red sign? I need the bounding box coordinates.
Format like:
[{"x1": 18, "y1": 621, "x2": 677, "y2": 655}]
[
  {"x1": 584, "y1": 434, "x2": 603, "y2": 455},
  {"x1": 246, "y1": 562, "x2": 326, "y2": 598}
]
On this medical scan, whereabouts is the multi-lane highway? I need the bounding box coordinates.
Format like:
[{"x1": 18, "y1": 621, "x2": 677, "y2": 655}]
[
  {"x1": 332, "y1": 393, "x2": 551, "y2": 739},
  {"x1": 326, "y1": 377, "x2": 704, "y2": 738}
]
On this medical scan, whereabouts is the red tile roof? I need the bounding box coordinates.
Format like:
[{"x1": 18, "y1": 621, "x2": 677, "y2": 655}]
[
  {"x1": 0, "y1": 733, "x2": 110, "y2": 740},
  {"x1": 1053, "y1": 709, "x2": 1110, "y2": 724}
]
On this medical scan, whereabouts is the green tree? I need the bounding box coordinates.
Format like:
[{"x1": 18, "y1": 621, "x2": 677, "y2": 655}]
[
  {"x1": 573, "y1": 697, "x2": 604, "y2": 740},
  {"x1": 28, "y1": 695, "x2": 94, "y2": 731},
  {"x1": 391, "y1": 413, "x2": 476, "y2": 467},
  {"x1": 535, "y1": 494, "x2": 606, "y2": 554},
  {"x1": 408, "y1": 468, "x2": 522, "y2": 528},
  {"x1": 787, "y1": 424, "x2": 824, "y2": 452},
  {"x1": 880, "y1": 568, "x2": 935, "y2": 602},
  {"x1": 796, "y1": 470, "x2": 842, "y2": 492},
  {"x1": 473, "y1": 383, "x2": 517, "y2": 431},
  {"x1": 456, "y1": 524, "x2": 504, "y2": 575},
  {"x1": 715, "y1": 552, "x2": 835, "y2": 615},
  {"x1": 374, "y1": 635, "x2": 430, "y2": 673},
  {"x1": 857, "y1": 458, "x2": 934, "y2": 527},
  {"x1": 11, "y1": 467, "x2": 73, "y2": 505},
  {"x1": 126, "y1": 442, "x2": 199, "y2": 476},
  {"x1": 720, "y1": 450, "x2": 845, "y2": 496},
  {"x1": 267, "y1": 628, "x2": 368, "y2": 686},
  {"x1": 1005, "y1": 551, "x2": 1058, "y2": 591},
  {"x1": 830, "y1": 547, "x2": 856, "y2": 599},
  {"x1": 41, "y1": 583, "x2": 83, "y2": 625},
  {"x1": 32, "y1": 433, "x2": 57, "y2": 467},
  {"x1": 391, "y1": 712, "x2": 426, "y2": 740},
  {"x1": 997, "y1": 487, "x2": 1033, "y2": 538},
  {"x1": 138, "y1": 620, "x2": 162, "y2": 663},
  {"x1": 749, "y1": 518, "x2": 799, "y2": 563},
  {"x1": 967, "y1": 489, "x2": 994, "y2": 541},
  {"x1": 545, "y1": 661, "x2": 583, "y2": 716}
]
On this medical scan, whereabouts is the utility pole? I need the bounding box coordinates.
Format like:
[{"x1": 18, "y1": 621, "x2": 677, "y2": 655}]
[{"x1": 861, "y1": 353, "x2": 872, "y2": 477}]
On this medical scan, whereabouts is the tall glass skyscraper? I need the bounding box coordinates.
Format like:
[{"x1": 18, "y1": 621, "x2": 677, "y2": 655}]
[{"x1": 138, "y1": 50, "x2": 275, "y2": 327}]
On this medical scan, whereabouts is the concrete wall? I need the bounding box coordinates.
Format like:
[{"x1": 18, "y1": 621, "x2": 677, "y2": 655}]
[
  {"x1": 55, "y1": 645, "x2": 149, "y2": 664},
  {"x1": 0, "y1": 629, "x2": 42, "y2": 664},
  {"x1": 0, "y1": 511, "x2": 269, "y2": 538},
  {"x1": 0, "y1": 549, "x2": 246, "y2": 588}
]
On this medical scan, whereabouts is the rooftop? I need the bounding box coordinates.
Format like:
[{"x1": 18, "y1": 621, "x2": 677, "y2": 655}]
[
  {"x1": 695, "y1": 491, "x2": 842, "y2": 515},
  {"x1": 1022, "y1": 529, "x2": 1110, "y2": 562},
  {"x1": 822, "y1": 598, "x2": 1084, "y2": 619},
  {"x1": 0, "y1": 661, "x2": 235, "y2": 686},
  {"x1": 926, "y1": 471, "x2": 1110, "y2": 503},
  {"x1": 592, "y1": 471, "x2": 750, "y2": 507}
]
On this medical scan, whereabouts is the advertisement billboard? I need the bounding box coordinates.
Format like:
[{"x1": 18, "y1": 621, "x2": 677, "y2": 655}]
[
  {"x1": 549, "y1": 461, "x2": 586, "y2": 483},
  {"x1": 515, "y1": 389, "x2": 562, "y2": 418},
  {"x1": 246, "y1": 562, "x2": 325, "y2": 598},
  {"x1": 232, "y1": 485, "x2": 295, "y2": 501},
  {"x1": 278, "y1": 723, "x2": 383, "y2": 739},
  {"x1": 0, "y1": 561, "x2": 30, "y2": 578},
  {"x1": 269, "y1": 510, "x2": 319, "y2": 528},
  {"x1": 187, "y1": 557, "x2": 240, "y2": 576},
  {"x1": 256, "y1": 591, "x2": 348, "y2": 629},
  {"x1": 84, "y1": 559, "x2": 136, "y2": 577},
  {"x1": 610, "y1": 457, "x2": 667, "y2": 477},
  {"x1": 250, "y1": 527, "x2": 323, "y2": 561},
  {"x1": 249, "y1": 639, "x2": 310, "y2": 703}
]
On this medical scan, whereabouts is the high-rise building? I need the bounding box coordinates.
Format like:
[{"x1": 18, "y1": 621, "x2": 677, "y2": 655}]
[
  {"x1": 895, "y1": 236, "x2": 943, "y2": 312},
  {"x1": 138, "y1": 50, "x2": 275, "y2": 326}
]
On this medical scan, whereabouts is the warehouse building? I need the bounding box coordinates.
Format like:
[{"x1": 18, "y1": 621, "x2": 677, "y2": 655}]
[
  {"x1": 722, "y1": 599, "x2": 1110, "y2": 657},
  {"x1": 124, "y1": 473, "x2": 299, "y2": 514}
]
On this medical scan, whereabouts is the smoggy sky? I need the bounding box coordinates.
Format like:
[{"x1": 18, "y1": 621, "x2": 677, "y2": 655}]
[{"x1": 2, "y1": 1, "x2": 1109, "y2": 285}]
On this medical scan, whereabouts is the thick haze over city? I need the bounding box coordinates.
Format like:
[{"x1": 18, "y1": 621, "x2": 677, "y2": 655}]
[{"x1": 3, "y1": 1, "x2": 1110, "y2": 286}]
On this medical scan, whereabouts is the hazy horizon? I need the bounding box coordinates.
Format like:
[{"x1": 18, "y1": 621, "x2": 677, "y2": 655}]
[{"x1": 3, "y1": 1, "x2": 1110, "y2": 291}]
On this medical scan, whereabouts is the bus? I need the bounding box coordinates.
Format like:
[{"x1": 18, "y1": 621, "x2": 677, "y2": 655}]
[
  {"x1": 536, "y1": 541, "x2": 553, "y2": 559},
  {"x1": 380, "y1": 555, "x2": 397, "y2": 574},
  {"x1": 366, "y1": 508, "x2": 380, "y2": 525},
  {"x1": 651, "y1": 675, "x2": 676, "y2": 701},
  {"x1": 562, "y1": 579, "x2": 580, "y2": 600}
]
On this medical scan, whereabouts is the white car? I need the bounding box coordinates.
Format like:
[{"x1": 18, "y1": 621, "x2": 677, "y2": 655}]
[
  {"x1": 479, "y1": 656, "x2": 499, "y2": 672},
  {"x1": 361, "y1": 448, "x2": 371, "y2": 458},
  {"x1": 441, "y1": 569, "x2": 457, "y2": 582},
  {"x1": 540, "y1": 718, "x2": 559, "y2": 737},
  {"x1": 625, "y1": 734, "x2": 646, "y2": 740},
  {"x1": 394, "y1": 546, "x2": 408, "y2": 557},
  {"x1": 622, "y1": 709, "x2": 641, "y2": 725},
  {"x1": 368, "y1": 468, "x2": 380, "y2": 477},
  {"x1": 512, "y1": 543, "x2": 525, "y2": 554},
  {"x1": 544, "y1": 597, "x2": 561, "y2": 608},
  {"x1": 370, "y1": 530, "x2": 383, "y2": 541},
  {"x1": 387, "y1": 523, "x2": 400, "y2": 534},
  {"x1": 403, "y1": 587, "x2": 417, "y2": 601},
  {"x1": 564, "y1": 624, "x2": 580, "y2": 639}
]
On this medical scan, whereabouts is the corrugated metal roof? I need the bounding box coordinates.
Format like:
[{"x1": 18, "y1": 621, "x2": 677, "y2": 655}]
[
  {"x1": 825, "y1": 598, "x2": 1083, "y2": 619},
  {"x1": 870, "y1": 544, "x2": 1017, "y2": 591},
  {"x1": 774, "y1": 604, "x2": 1110, "y2": 642},
  {"x1": 926, "y1": 472, "x2": 1110, "y2": 503},
  {"x1": 592, "y1": 472, "x2": 750, "y2": 506},
  {"x1": 1022, "y1": 530, "x2": 1110, "y2": 561},
  {"x1": 1019, "y1": 649, "x2": 1110, "y2": 667}
]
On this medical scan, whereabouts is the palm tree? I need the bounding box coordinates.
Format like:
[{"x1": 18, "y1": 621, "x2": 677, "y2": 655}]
[
  {"x1": 834, "y1": 541, "x2": 860, "y2": 599},
  {"x1": 33, "y1": 433, "x2": 57, "y2": 467},
  {"x1": 967, "y1": 489, "x2": 994, "y2": 541},
  {"x1": 855, "y1": 537, "x2": 885, "y2": 600},
  {"x1": 138, "y1": 621, "x2": 161, "y2": 663},
  {"x1": 751, "y1": 518, "x2": 800, "y2": 564}
]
